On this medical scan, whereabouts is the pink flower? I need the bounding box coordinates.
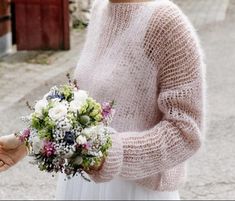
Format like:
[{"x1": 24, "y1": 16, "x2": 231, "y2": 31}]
[
  {"x1": 101, "y1": 101, "x2": 115, "y2": 119},
  {"x1": 82, "y1": 142, "x2": 92, "y2": 150},
  {"x1": 19, "y1": 128, "x2": 31, "y2": 142},
  {"x1": 43, "y1": 141, "x2": 55, "y2": 157}
]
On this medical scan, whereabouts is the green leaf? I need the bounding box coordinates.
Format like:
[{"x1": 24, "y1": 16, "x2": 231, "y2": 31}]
[
  {"x1": 60, "y1": 85, "x2": 73, "y2": 101},
  {"x1": 31, "y1": 114, "x2": 43, "y2": 130}
]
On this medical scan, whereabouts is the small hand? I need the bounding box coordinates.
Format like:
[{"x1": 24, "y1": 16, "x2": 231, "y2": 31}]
[
  {"x1": 0, "y1": 134, "x2": 27, "y2": 172},
  {"x1": 84, "y1": 157, "x2": 105, "y2": 175}
]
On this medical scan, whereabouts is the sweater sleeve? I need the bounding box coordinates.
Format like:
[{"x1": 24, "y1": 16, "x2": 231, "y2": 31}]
[{"x1": 89, "y1": 3, "x2": 206, "y2": 183}]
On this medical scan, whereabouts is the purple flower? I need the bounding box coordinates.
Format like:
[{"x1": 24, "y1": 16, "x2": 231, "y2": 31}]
[
  {"x1": 101, "y1": 102, "x2": 115, "y2": 119},
  {"x1": 43, "y1": 141, "x2": 55, "y2": 157},
  {"x1": 19, "y1": 128, "x2": 31, "y2": 142},
  {"x1": 82, "y1": 142, "x2": 92, "y2": 150}
]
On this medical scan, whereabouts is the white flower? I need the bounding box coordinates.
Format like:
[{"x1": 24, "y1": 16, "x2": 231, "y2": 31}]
[
  {"x1": 49, "y1": 102, "x2": 68, "y2": 121},
  {"x1": 69, "y1": 100, "x2": 84, "y2": 113},
  {"x1": 32, "y1": 136, "x2": 43, "y2": 154},
  {"x1": 82, "y1": 125, "x2": 105, "y2": 138},
  {"x1": 69, "y1": 90, "x2": 88, "y2": 113},
  {"x1": 81, "y1": 127, "x2": 95, "y2": 138},
  {"x1": 35, "y1": 99, "x2": 48, "y2": 117},
  {"x1": 57, "y1": 118, "x2": 72, "y2": 130},
  {"x1": 43, "y1": 92, "x2": 50, "y2": 100},
  {"x1": 74, "y1": 90, "x2": 88, "y2": 103},
  {"x1": 76, "y1": 135, "x2": 87, "y2": 145},
  {"x1": 50, "y1": 98, "x2": 61, "y2": 103},
  {"x1": 98, "y1": 151, "x2": 103, "y2": 157}
]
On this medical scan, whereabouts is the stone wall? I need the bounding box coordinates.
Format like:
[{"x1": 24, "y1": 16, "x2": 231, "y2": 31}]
[
  {"x1": 0, "y1": 0, "x2": 12, "y2": 56},
  {"x1": 69, "y1": 0, "x2": 95, "y2": 27}
]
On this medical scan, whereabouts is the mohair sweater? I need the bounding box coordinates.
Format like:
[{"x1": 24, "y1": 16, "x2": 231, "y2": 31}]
[{"x1": 74, "y1": 0, "x2": 206, "y2": 191}]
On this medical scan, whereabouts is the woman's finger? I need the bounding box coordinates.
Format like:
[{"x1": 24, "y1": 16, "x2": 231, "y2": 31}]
[
  {"x1": 0, "y1": 153, "x2": 15, "y2": 167},
  {"x1": 0, "y1": 134, "x2": 21, "y2": 149},
  {"x1": 83, "y1": 168, "x2": 94, "y2": 175},
  {"x1": 0, "y1": 163, "x2": 10, "y2": 172},
  {"x1": 83, "y1": 157, "x2": 106, "y2": 175},
  {"x1": 0, "y1": 160, "x2": 4, "y2": 167}
]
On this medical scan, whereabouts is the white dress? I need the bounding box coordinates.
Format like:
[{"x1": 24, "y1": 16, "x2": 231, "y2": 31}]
[{"x1": 56, "y1": 173, "x2": 180, "y2": 200}]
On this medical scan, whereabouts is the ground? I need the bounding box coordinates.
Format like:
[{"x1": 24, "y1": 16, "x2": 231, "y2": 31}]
[{"x1": 0, "y1": 0, "x2": 235, "y2": 199}]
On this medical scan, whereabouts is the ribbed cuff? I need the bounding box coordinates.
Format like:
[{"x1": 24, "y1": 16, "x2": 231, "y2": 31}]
[{"x1": 89, "y1": 133, "x2": 124, "y2": 183}]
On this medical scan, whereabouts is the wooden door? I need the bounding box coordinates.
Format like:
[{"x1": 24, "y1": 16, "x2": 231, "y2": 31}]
[{"x1": 14, "y1": 0, "x2": 70, "y2": 50}]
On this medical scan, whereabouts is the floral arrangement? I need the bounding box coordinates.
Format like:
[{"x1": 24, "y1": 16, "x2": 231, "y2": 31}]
[{"x1": 16, "y1": 75, "x2": 115, "y2": 180}]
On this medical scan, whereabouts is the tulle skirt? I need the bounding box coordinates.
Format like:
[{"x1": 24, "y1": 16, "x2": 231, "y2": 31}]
[{"x1": 56, "y1": 173, "x2": 180, "y2": 200}]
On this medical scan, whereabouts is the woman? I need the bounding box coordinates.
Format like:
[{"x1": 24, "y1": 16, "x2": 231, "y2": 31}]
[{"x1": 0, "y1": 0, "x2": 206, "y2": 200}]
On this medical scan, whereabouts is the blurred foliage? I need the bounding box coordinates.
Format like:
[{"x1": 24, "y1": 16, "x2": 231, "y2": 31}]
[{"x1": 73, "y1": 20, "x2": 88, "y2": 31}]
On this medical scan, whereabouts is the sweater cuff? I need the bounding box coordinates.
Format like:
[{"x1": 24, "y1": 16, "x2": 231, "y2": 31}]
[{"x1": 89, "y1": 133, "x2": 123, "y2": 183}]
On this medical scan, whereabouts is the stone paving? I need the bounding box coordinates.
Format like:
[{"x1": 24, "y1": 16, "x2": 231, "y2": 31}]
[
  {"x1": 0, "y1": 30, "x2": 86, "y2": 199},
  {"x1": 174, "y1": 0, "x2": 230, "y2": 28},
  {"x1": 174, "y1": 0, "x2": 235, "y2": 200},
  {"x1": 0, "y1": 0, "x2": 235, "y2": 200},
  {"x1": 0, "y1": 30, "x2": 86, "y2": 114}
]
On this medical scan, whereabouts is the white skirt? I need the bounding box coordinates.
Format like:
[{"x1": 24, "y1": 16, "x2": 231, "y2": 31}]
[{"x1": 56, "y1": 173, "x2": 180, "y2": 200}]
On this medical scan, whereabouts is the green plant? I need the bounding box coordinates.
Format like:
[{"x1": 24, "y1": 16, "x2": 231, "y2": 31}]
[{"x1": 73, "y1": 20, "x2": 88, "y2": 30}]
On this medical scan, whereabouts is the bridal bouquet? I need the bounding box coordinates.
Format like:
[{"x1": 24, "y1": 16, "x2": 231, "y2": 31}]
[{"x1": 16, "y1": 76, "x2": 115, "y2": 180}]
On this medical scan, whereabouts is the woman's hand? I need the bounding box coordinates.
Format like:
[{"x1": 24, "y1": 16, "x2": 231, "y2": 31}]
[
  {"x1": 0, "y1": 134, "x2": 28, "y2": 172},
  {"x1": 84, "y1": 157, "x2": 105, "y2": 175}
]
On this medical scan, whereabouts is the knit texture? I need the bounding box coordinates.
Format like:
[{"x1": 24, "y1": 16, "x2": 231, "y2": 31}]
[{"x1": 74, "y1": 0, "x2": 206, "y2": 191}]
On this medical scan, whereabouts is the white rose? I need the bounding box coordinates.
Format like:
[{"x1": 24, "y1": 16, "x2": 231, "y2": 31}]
[
  {"x1": 32, "y1": 136, "x2": 43, "y2": 154},
  {"x1": 76, "y1": 135, "x2": 87, "y2": 145},
  {"x1": 69, "y1": 100, "x2": 84, "y2": 113},
  {"x1": 81, "y1": 127, "x2": 93, "y2": 138},
  {"x1": 35, "y1": 99, "x2": 48, "y2": 117},
  {"x1": 43, "y1": 92, "x2": 50, "y2": 100},
  {"x1": 83, "y1": 127, "x2": 101, "y2": 142},
  {"x1": 74, "y1": 90, "x2": 88, "y2": 103},
  {"x1": 50, "y1": 98, "x2": 61, "y2": 103},
  {"x1": 49, "y1": 102, "x2": 68, "y2": 121}
]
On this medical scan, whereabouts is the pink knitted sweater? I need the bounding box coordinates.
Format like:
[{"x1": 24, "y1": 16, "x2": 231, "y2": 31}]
[{"x1": 75, "y1": 0, "x2": 206, "y2": 191}]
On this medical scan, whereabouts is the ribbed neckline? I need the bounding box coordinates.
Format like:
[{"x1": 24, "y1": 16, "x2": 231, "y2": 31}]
[{"x1": 108, "y1": 0, "x2": 160, "y2": 6}]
